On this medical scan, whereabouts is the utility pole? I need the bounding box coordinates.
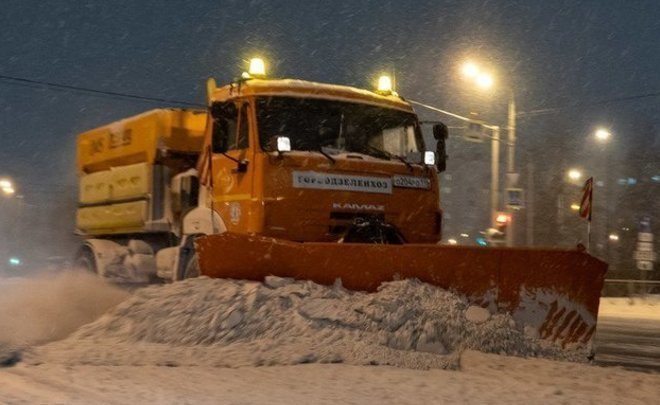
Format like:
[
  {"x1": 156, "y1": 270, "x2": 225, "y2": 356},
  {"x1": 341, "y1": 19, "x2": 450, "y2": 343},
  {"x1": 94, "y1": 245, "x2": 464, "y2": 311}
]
[
  {"x1": 491, "y1": 126, "x2": 501, "y2": 227},
  {"x1": 457, "y1": 62, "x2": 520, "y2": 247},
  {"x1": 506, "y1": 92, "x2": 517, "y2": 246},
  {"x1": 526, "y1": 160, "x2": 535, "y2": 246}
]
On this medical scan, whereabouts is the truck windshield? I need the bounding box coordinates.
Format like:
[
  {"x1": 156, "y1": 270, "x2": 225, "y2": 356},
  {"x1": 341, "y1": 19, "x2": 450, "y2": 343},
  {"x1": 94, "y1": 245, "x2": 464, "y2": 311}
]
[{"x1": 256, "y1": 96, "x2": 423, "y2": 159}]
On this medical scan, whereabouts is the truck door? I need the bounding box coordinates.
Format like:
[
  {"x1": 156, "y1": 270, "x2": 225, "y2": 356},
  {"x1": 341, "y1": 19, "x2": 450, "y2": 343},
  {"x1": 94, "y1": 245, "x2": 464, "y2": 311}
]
[{"x1": 211, "y1": 100, "x2": 254, "y2": 232}]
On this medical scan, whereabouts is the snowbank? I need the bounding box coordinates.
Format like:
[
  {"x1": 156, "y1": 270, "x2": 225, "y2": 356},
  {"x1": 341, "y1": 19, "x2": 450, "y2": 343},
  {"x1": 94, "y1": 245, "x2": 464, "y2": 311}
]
[
  {"x1": 599, "y1": 296, "x2": 660, "y2": 320},
  {"x1": 31, "y1": 276, "x2": 587, "y2": 369}
]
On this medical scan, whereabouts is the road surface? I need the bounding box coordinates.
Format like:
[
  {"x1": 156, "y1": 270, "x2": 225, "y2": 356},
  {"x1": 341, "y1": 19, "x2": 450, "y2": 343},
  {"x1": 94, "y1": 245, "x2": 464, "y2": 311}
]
[{"x1": 594, "y1": 297, "x2": 660, "y2": 373}]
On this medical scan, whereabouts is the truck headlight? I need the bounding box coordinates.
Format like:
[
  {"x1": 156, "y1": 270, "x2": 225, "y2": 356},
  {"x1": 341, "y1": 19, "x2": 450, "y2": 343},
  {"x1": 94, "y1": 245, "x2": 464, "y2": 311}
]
[
  {"x1": 424, "y1": 151, "x2": 436, "y2": 166},
  {"x1": 277, "y1": 136, "x2": 291, "y2": 152}
]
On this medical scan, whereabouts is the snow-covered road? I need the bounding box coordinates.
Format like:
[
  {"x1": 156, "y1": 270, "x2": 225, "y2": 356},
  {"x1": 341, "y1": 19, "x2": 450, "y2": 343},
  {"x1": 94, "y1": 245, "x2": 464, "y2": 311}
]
[
  {"x1": 2, "y1": 275, "x2": 660, "y2": 404},
  {"x1": 595, "y1": 297, "x2": 660, "y2": 372},
  {"x1": 3, "y1": 350, "x2": 660, "y2": 404}
]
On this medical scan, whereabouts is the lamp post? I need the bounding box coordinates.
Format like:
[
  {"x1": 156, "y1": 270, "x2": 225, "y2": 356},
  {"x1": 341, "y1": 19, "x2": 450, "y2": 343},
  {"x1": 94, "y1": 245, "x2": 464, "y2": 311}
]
[
  {"x1": 504, "y1": 90, "x2": 518, "y2": 247},
  {"x1": 507, "y1": 90, "x2": 517, "y2": 179},
  {"x1": 490, "y1": 126, "x2": 501, "y2": 228},
  {"x1": 594, "y1": 127, "x2": 613, "y2": 266},
  {"x1": 460, "y1": 62, "x2": 518, "y2": 246},
  {"x1": 1, "y1": 178, "x2": 15, "y2": 272},
  {"x1": 565, "y1": 126, "x2": 613, "y2": 255}
]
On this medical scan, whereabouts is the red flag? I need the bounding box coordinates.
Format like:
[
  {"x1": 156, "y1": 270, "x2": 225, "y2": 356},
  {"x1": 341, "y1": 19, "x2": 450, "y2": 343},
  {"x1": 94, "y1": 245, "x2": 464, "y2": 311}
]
[{"x1": 579, "y1": 177, "x2": 593, "y2": 221}]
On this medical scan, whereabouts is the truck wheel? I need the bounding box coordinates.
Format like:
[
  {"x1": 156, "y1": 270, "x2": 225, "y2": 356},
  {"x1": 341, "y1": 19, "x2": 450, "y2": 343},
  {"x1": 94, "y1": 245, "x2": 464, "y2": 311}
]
[
  {"x1": 74, "y1": 246, "x2": 97, "y2": 274},
  {"x1": 183, "y1": 254, "x2": 200, "y2": 279}
]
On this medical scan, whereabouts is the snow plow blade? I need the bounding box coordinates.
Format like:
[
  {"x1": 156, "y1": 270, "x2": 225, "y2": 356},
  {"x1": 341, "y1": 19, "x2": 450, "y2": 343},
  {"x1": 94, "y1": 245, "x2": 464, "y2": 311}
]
[{"x1": 196, "y1": 233, "x2": 607, "y2": 346}]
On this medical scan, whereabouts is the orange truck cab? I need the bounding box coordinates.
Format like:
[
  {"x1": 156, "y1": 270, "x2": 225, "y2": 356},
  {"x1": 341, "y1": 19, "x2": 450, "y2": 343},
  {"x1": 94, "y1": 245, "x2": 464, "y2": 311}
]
[{"x1": 203, "y1": 78, "x2": 443, "y2": 245}]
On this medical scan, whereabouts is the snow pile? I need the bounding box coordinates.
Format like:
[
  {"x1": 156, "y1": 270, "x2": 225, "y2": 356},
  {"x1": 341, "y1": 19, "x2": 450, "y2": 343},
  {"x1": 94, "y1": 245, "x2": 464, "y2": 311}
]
[{"x1": 31, "y1": 276, "x2": 587, "y2": 369}]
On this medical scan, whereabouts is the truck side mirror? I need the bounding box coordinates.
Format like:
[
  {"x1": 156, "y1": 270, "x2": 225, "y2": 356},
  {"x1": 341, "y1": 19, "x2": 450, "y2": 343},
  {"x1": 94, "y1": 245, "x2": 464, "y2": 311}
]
[{"x1": 433, "y1": 123, "x2": 448, "y2": 172}]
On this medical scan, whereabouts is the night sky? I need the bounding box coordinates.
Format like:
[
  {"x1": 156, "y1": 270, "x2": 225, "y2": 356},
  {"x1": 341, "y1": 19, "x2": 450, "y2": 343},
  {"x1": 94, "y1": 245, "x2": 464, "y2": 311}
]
[{"x1": 1, "y1": 0, "x2": 659, "y2": 258}]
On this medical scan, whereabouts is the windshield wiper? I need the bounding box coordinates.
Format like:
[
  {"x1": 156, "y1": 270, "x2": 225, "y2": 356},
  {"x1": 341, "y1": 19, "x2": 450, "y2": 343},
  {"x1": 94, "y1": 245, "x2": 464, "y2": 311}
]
[
  {"x1": 364, "y1": 144, "x2": 413, "y2": 171},
  {"x1": 317, "y1": 148, "x2": 336, "y2": 164}
]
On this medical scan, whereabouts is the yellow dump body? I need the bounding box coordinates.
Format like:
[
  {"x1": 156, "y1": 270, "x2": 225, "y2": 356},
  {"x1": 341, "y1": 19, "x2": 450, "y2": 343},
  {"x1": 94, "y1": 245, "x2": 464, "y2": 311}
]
[
  {"x1": 77, "y1": 109, "x2": 207, "y2": 174},
  {"x1": 76, "y1": 109, "x2": 206, "y2": 235}
]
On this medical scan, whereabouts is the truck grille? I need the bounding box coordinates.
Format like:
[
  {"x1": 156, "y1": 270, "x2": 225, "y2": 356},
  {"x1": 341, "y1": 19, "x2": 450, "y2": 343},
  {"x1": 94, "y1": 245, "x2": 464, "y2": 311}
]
[
  {"x1": 329, "y1": 211, "x2": 385, "y2": 221},
  {"x1": 328, "y1": 212, "x2": 385, "y2": 235}
]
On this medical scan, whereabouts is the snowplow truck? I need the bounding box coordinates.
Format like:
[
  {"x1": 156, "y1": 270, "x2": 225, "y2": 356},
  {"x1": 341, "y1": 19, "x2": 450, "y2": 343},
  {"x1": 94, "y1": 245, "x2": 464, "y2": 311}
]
[{"x1": 75, "y1": 76, "x2": 606, "y2": 346}]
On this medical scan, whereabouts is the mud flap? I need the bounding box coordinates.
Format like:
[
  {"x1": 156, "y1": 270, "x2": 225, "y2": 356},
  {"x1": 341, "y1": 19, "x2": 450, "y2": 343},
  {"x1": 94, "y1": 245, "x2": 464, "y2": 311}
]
[{"x1": 196, "y1": 233, "x2": 607, "y2": 346}]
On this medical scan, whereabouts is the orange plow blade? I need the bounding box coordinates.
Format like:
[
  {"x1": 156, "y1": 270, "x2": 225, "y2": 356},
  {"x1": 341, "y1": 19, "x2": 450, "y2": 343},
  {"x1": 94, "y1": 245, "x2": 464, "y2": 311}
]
[{"x1": 196, "y1": 233, "x2": 607, "y2": 346}]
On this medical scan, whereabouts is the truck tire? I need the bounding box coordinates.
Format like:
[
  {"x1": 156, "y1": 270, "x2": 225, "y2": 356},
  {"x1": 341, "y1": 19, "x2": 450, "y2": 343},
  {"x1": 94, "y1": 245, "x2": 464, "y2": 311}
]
[
  {"x1": 183, "y1": 254, "x2": 200, "y2": 279},
  {"x1": 177, "y1": 234, "x2": 203, "y2": 280},
  {"x1": 74, "y1": 246, "x2": 97, "y2": 274}
]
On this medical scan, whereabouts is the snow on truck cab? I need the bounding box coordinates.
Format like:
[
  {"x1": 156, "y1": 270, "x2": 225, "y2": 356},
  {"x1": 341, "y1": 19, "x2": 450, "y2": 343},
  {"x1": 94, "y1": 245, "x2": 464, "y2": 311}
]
[{"x1": 74, "y1": 59, "x2": 606, "y2": 348}]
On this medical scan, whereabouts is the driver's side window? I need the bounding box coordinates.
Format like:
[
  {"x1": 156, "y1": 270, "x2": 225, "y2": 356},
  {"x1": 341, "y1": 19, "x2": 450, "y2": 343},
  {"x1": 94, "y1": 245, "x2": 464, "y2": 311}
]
[
  {"x1": 211, "y1": 102, "x2": 238, "y2": 152},
  {"x1": 236, "y1": 103, "x2": 250, "y2": 150}
]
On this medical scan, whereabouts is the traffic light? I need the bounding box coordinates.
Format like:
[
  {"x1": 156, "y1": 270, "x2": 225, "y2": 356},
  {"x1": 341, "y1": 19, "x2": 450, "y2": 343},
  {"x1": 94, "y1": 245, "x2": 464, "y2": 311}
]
[
  {"x1": 486, "y1": 213, "x2": 511, "y2": 246},
  {"x1": 495, "y1": 213, "x2": 511, "y2": 233}
]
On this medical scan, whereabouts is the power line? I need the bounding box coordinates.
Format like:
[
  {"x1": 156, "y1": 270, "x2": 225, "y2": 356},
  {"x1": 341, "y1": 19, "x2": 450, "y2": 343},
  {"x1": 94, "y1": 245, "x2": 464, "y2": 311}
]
[
  {"x1": 0, "y1": 74, "x2": 206, "y2": 108},
  {"x1": 518, "y1": 91, "x2": 660, "y2": 117},
  {"x1": 1, "y1": 73, "x2": 658, "y2": 119}
]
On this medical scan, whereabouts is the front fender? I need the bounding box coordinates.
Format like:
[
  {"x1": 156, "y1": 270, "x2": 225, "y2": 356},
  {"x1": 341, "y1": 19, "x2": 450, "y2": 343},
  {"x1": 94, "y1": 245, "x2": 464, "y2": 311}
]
[{"x1": 182, "y1": 206, "x2": 226, "y2": 236}]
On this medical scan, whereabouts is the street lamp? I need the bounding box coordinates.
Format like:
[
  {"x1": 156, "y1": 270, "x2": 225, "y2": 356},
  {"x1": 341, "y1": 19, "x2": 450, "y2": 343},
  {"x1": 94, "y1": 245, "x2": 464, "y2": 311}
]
[
  {"x1": 0, "y1": 178, "x2": 15, "y2": 197},
  {"x1": 592, "y1": 127, "x2": 615, "y2": 266},
  {"x1": 461, "y1": 62, "x2": 495, "y2": 89},
  {"x1": 567, "y1": 169, "x2": 583, "y2": 181},
  {"x1": 460, "y1": 61, "x2": 517, "y2": 246},
  {"x1": 595, "y1": 128, "x2": 611, "y2": 143},
  {"x1": 462, "y1": 62, "x2": 479, "y2": 78},
  {"x1": 475, "y1": 73, "x2": 494, "y2": 89}
]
